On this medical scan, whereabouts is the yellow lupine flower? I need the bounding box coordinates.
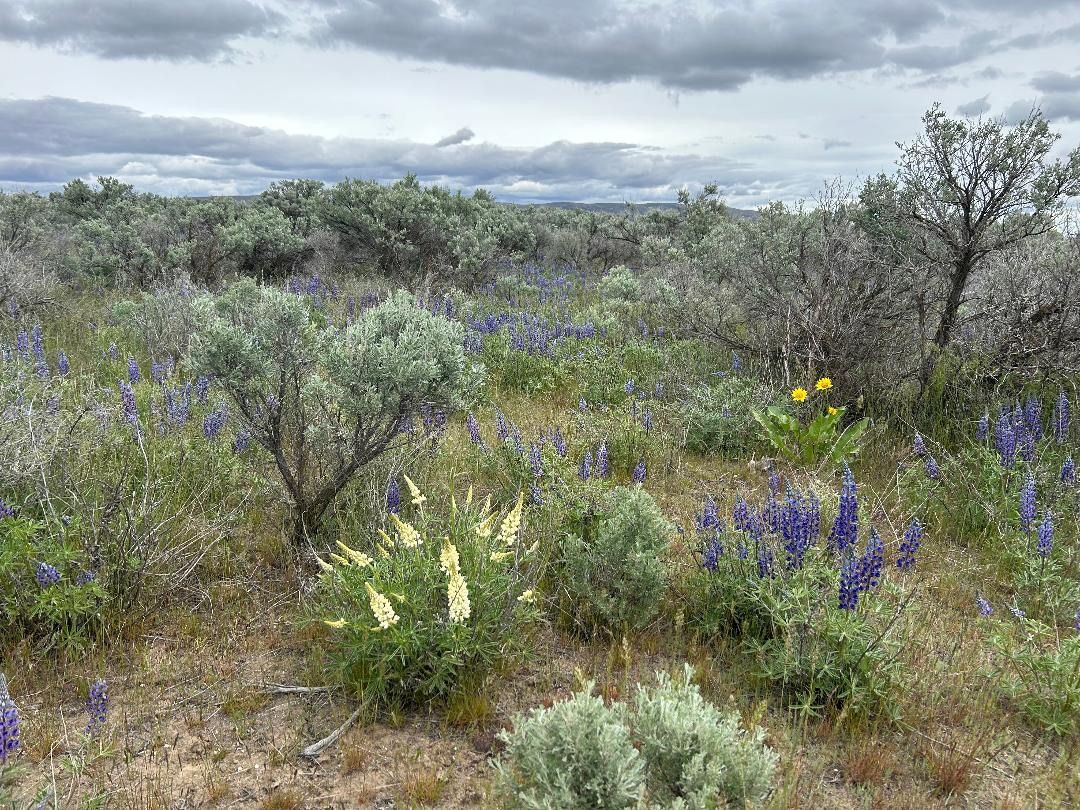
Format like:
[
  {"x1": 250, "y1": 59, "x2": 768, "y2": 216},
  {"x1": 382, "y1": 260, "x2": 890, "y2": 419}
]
[
  {"x1": 464, "y1": 485, "x2": 474, "y2": 509},
  {"x1": 389, "y1": 513, "x2": 422, "y2": 547},
  {"x1": 815, "y1": 377, "x2": 833, "y2": 391},
  {"x1": 440, "y1": 539, "x2": 462, "y2": 577},
  {"x1": 447, "y1": 572, "x2": 471, "y2": 624},
  {"x1": 497, "y1": 493, "x2": 525, "y2": 548},
  {"x1": 365, "y1": 582, "x2": 399, "y2": 629},
  {"x1": 323, "y1": 618, "x2": 347, "y2": 629},
  {"x1": 336, "y1": 541, "x2": 373, "y2": 568},
  {"x1": 330, "y1": 552, "x2": 350, "y2": 567},
  {"x1": 517, "y1": 589, "x2": 536, "y2": 604},
  {"x1": 377, "y1": 528, "x2": 395, "y2": 547},
  {"x1": 791, "y1": 387, "x2": 808, "y2": 402},
  {"x1": 376, "y1": 543, "x2": 390, "y2": 558},
  {"x1": 402, "y1": 474, "x2": 426, "y2": 508},
  {"x1": 314, "y1": 556, "x2": 334, "y2": 573},
  {"x1": 489, "y1": 550, "x2": 513, "y2": 562},
  {"x1": 475, "y1": 513, "x2": 496, "y2": 540}
]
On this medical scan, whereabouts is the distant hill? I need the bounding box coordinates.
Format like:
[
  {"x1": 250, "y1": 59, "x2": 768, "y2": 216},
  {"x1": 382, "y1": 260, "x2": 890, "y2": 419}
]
[{"x1": 523, "y1": 200, "x2": 760, "y2": 219}]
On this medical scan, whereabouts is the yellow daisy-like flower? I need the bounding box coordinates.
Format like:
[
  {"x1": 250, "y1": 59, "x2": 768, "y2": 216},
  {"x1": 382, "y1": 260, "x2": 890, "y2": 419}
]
[
  {"x1": 791, "y1": 387, "x2": 808, "y2": 403},
  {"x1": 365, "y1": 582, "x2": 399, "y2": 629},
  {"x1": 815, "y1": 377, "x2": 833, "y2": 391},
  {"x1": 828, "y1": 406, "x2": 839, "y2": 416}
]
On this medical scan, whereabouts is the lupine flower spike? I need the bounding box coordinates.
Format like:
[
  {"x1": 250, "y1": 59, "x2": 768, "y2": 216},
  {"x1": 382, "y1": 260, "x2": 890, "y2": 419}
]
[{"x1": 0, "y1": 673, "x2": 19, "y2": 764}]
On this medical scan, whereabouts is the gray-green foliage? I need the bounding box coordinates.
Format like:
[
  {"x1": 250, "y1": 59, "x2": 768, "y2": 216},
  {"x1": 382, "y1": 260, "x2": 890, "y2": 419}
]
[
  {"x1": 494, "y1": 685, "x2": 645, "y2": 810},
  {"x1": 682, "y1": 376, "x2": 765, "y2": 458},
  {"x1": 561, "y1": 486, "x2": 670, "y2": 634},
  {"x1": 190, "y1": 280, "x2": 479, "y2": 540},
  {"x1": 494, "y1": 668, "x2": 777, "y2": 810},
  {"x1": 633, "y1": 666, "x2": 777, "y2": 809}
]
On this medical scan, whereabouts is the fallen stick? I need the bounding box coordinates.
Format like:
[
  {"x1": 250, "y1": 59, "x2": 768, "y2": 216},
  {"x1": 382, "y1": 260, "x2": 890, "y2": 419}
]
[{"x1": 301, "y1": 705, "x2": 363, "y2": 757}]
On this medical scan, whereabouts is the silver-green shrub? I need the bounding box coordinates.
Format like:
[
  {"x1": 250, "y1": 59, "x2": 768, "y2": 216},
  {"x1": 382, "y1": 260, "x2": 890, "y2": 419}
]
[
  {"x1": 560, "y1": 485, "x2": 670, "y2": 634},
  {"x1": 633, "y1": 666, "x2": 777, "y2": 808},
  {"x1": 190, "y1": 281, "x2": 480, "y2": 541},
  {"x1": 493, "y1": 685, "x2": 645, "y2": 810}
]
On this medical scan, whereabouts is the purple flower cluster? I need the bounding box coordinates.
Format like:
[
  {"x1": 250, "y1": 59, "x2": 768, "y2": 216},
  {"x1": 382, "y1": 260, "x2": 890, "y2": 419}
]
[
  {"x1": 779, "y1": 488, "x2": 820, "y2": 571},
  {"x1": 203, "y1": 403, "x2": 229, "y2": 440},
  {"x1": 35, "y1": 561, "x2": 61, "y2": 588},
  {"x1": 596, "y1": 441, "x2": 609, "y2": 478},
  {"x1": 1053, "y1": 390, "x2": 1070, "y2": 443},
  {"x1": 163, "y1": 382, "x2": 192, "y2": 428},
  {"x1": 118, "y1": 381, "x2": 138, "y2": 426},
  {"x1": 1062, "y1": 457, "x2": 1076, "y2": 485},
  {"x1": 579, "y1": 449, "x2": 593, "y2": 481},
  {"x1": 828, "y1": 466, "x2": 858, "y2": 553},
  {"x1": 386, "y1": 478, "x2": 401, "y2": 514},
  {"x1": 233, "y1": 430, "x2": 251, "y2": 454},
  {"x1": 1019, "y1": 473, "x2": 1036, "y2": 532},
  {"x1": 1036, "y1": 513, "x2": 1054, "y2": 558},
  {"x1": 837, "y1": 529, "x2": 884, "y2": 610},
  {"x1": 127, "y1": 356, "x2": 140, "y2": 384},
  {"x1": 57, "y1": 350, "x2": 70, "y2": 376},
  {"x1": 86, "y1": 679, "x2": 108, "y2": 735},
  {"x1": 528, "y1": 443, "x2": 543, "y2": 478},
  {"x1": 896, "y1": 518, "x2": 923, "y2": 570},
  {"x1": 466, "y1": 412, "x2": 484, "y2": 448},
  {"x1": 0, "y1": 498, "x2": 14, "y2": 519},
  {"x1": 631, "y1": 459, "x2": 647, "y2": 484},
  {"x1": 976, "y1": 595, "x2": 993, "y2": 617},
  {"x1": 0, "y1": 675, "x2": 18, "y2": 764}
]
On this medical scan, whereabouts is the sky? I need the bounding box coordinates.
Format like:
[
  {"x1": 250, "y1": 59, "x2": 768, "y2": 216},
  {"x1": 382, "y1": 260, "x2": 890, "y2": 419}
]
[{"x1": 1, "y1": 0, "x2": 1080, "y2": 207}]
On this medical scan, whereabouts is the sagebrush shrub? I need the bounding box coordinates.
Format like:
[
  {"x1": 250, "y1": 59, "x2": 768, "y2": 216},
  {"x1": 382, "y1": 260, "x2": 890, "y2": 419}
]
[
  {"x1": 311, "y1": 484, "x2": 539, "y2": 711},
  {"x1": 560, "y1": 485, "x2": 670, "y2": 634},
  {"x1": 493, "y1": 685, "x2": 644, "y2": 810},
  {"x1": 633, "y1": 666, "x2": 777, "y2": 809},
  {"x1": 191, "y1": 281, "x2": 480, "y2": 542},
  {"x1": 682, "y1": 376, "x2": 764, "y2": 458}
]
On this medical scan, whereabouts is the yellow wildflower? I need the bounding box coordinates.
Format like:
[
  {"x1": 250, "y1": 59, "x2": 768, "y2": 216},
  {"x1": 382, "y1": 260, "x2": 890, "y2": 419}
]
[
  {"x1": 336, "y1": 541, "x2": 373, "y2": 568},
  {"x1": 464, "y1": 485, "x2": 474, "y2": 509},
  {"x1": 440, "y1": 538, "x2": 461, "y2": 577},
  {"x1": 489, "y1": 550, "x2": 513, "y2": 562},
  {"x1": 475, "y1": 513, "x2": 496, "y2": 540},
  {"x1": 314, "y1": 555, "x2": 334, "y2": 573},
  {"x1": 791, "y1": 387, "x2": 808, "y2": 403},
  {"x1": 330, "y1": 552, "x2": 350, "y2": 567},
  {"x1": 323, "y1": 618, "x2": 347, "y2": 629},
  {"x1": 815, "y1": 377, "x2": 833, "y2": 391},
  {"x1": 517, "y1": 589, "x2": 536, "y2": 604},
  {"x1": 402, "y1": 474, "x2": 426, "y2": 508},
  {"x1": 365, "y1": 582, "x2": 399, "y2": 629},
  {"x1": 828, "y1": 406, "x2": 839, "y2": 416},
  {"x1": 447, "y1": 572, "x2": 471, "y2": 623},
  {"x1": 497, "y1": 493, "x2": 525, "y2": 548},
  {"x1": 389, "y1": 513, "x2": 422, "y2": 547}
]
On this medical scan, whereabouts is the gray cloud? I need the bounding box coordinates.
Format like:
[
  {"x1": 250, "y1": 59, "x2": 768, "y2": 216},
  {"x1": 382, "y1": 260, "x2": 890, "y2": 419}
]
[
  {"x1": 823, "y1": 139, "x2": 853, "y2": 151},
  {"x1": 0, "y1": 96, "x2": 820, "y2": 203},
  {"x1": 1031, "y1": 71, "x2": 1080, "y2": 93},
  {"x1": 0, "y1": 0, "x2": 281, "y2": 60},
  {"x1": 434, "y1": 127, "x2": 475, "y2": 147},
  {"x1": 955, "y1": 95, "x2": 991, "y2": 116},
  {"x1": 306, "y1": 0, "x2": 1069, "y2": 91}
]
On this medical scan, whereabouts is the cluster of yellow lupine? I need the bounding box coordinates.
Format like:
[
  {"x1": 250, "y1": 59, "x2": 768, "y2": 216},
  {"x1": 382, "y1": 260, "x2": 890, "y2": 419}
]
[
  {"x1": 440, "y1": 538, "x2": 471, "y2": 624},
  {"x1": 320, "y1": 483, "x2": 535, "y2": 633}
]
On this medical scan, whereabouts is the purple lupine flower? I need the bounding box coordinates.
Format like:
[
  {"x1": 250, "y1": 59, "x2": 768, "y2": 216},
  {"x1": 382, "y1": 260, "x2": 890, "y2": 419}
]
[
  {"x1": 631, "y1": 459, "x2": 647, "y2": 484},
  {"x1": 641, "y1": 407, "x2": 654, "y2": 434},
  {"x1": 386, "y1": 478, "x2": 401, "y2": 514},
  {"x1": 924, "y1": 455, "x2": 941, "y2": 480},
  {"x1": 897, "y1": 518, "x2": 922, "y2": 569},
  {"x1": 1023, "y1": 396, "x2": 1043, "y2": 441},
  {"x1": 596, "y1": 441, "x2": 609, "y2": 478},
  {"x1": 233, "y1": 430, "x2": 250, "y2": 454},
  {"x1": 579, "y1": 450, "x2": 593, "y2": 481},
  {"x1": 0, "y1": 498, "x2": 14, "y2": 519},
  {"x1": 1009, "y1": 604, "x2": 1026, "y2": 620},
  {"x1": 150, "y1": 359, "x2": 166, "y2": 384},
  {"x1": 756, "y1": 540, "x2": 774, "y2": 579},
  {"x1": 195, "y1": 376, "x2": 210, "y2": 404},
  {"x1": 15, "y1": 330, "x2": 29, "y2": 360},
  {"x1": 86, "y1": 679, "x2": 108, "y2": 735},
  {"x1": 107, "y1": 342, "x2": 119, "y2": 361},
  {"x1": 494, "y1": 408, "x2": 509, "y2": 443},
  {"x1": 731, "y1": 351, "x2": 742, "y2": 372},
  {"x1": 976, "y1": 411, "x2": 989, "y2": 442},
  {"x1": 858, "y1": 528, "x2": 884, "y2": 593},
  {"x1": 0, "y1": 676, "x2": 19, "y2": 764},
  {"x1": 654, "y1": 381, "x2": 664, "y2": 398},
  {"x1": 553, "y1": 428, "x2": 568, "y2": 458},
  {"x1": 466, "y1": 413, "x2": 484, "y2": 448},
  {"x1": 528, "y1": 443, "x2": 543, "y2": 478},
  {"x1": 118, "y1": 381, "x2": 138, "y2": 425},
  {"x1": 624, "y1": 379, "x2": 635, "y2": 395},
  {"x1": 57, "y1": 350, "x2": 70, "y2": 377},
  {"x1": 35, "y1": 561, "x2": 61, "y2": 587},
  {"x1": 578, "y1": 396, "x2": 588, "y2": 412},
  {"x1": 994, "y1": 411, "x2": 1016, "y2": 468},
  {"x1": 779, "y1": 488, "x2": 818, "y2": 571},
  {"x1": 828, "y1": 465, "x2": 858, "y2": 553},
  {"x1": 529, "y1": 483, "x2": 543, "y2": 506},
  {"x1": 164, "y1": 382, "x2": 192, "y2": 428},
  {"x1": 767, "y1": 468, "x2": 781, "y2": 496},
  {"x1": 838, "y1": 553, "x2": 860, "y2": 610},
  {"x1": 202, "y1": 403, "x2": 229, "y2": 439},
  {"x1": 34, "y1": 360, "x2": 49, "y2": 380},
  {"x1": 30, "y1": 324, "x2": 44, "y2": 361},
  {"x1": 1053, "y1": 390, "x2": 1069, "y2": 443},
  {"x1": 510, "y1": 424, "x2": 525, "y2": 455},
  {"x1": 733, "y1": 497, "x2": 753, "y2": 534},
  {"x1": 46, "y1": 395, "x2": 60, "y2": 414},
  {"x1": 702, "y1": 537, "x2": 722, "y2": 572},
  {"x1": 1019, "y1": 473, "x2": 1036, "y2": 532},
  {"x1": 75, "y1": 570, "x2": 96, "y2": 586},
  {"x1": 1036, "y1": 513, "x2": 1053, "y2": 558},
  {"x1": 1019, "y1": 429, "x2": 1036, "y2": 462},
  {"x1": 976, "y1": 595, "x2": 993, "y2": 617},
  {"x1": 1062, "y1": 457, "x2": 1076, "y2": 485},
  {"x1": 127, "y1": 357, "x2": 140, "y2": 384},
  {"x1": 913, "y1": 432, "x2": 927, "y2": 457}
]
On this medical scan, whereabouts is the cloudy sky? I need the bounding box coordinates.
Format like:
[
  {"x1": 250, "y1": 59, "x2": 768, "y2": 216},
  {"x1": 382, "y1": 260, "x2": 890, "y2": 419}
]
[{"x1": 1, "y1": 0, "x2": 1079, "y2": 206}]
